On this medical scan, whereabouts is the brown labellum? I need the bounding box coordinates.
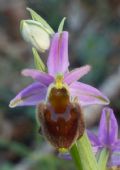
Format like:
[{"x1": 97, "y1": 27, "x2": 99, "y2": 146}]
[{"x1": 37, "y1": 86, "x2": 85, "y2": 149}]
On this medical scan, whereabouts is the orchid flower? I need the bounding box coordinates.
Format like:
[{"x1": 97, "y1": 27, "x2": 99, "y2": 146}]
[
  {"x1": 9, "y1": 9, "x2": 111, "y2": 170},
  {"x1": 88, "y1": 107, "x2": 120, "y2": 167},
  {"x1": 9, "y1": 31, "x2": 109, "y2": 108}
]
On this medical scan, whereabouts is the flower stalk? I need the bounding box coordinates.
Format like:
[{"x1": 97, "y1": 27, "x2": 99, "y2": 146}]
[
  {"x1": 98, "y1": 148, "x2": 109, "y2": 170},
  {"x1": 70, "y1": 143, "x2": 84, "y2": 170},
  {"x1": 77, "y1": 132, "x2": 98, "y2": 170}
]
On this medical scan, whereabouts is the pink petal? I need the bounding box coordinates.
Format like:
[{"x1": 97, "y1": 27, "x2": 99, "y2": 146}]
[
  {"x1": 47, "y1": 31, "x2": 69, "y2": 76},
  {"x1": 87, "y1": 130, "x2": 102, "y2": 154},
  {"x1": 108, "y1": 150, "x2": 120, "y2": 167},
  {"x1": 98, "y1": 107, "x2": 118, "y2": 146},
  {"x1": 112, "y1": 140, "x2": 120, "y2": 152},
  {"x1": 9, "y1": 82, "x2": 47, "y2": 107},
  {"x1": 64, "y1": 65, "x2": 91, "y2": 85},
  {"x1": 21, "y1": 69, "x2": 54, "y2": 86},
  {"x1": 87, "y1": 130, "x2": 100, "y2": 146},
  {"x1": 69, "y1": 82, "x2": 110, "y2": 106},
  {"x1": 108, "y1": 141, "x2": 120, "y2": 166}
]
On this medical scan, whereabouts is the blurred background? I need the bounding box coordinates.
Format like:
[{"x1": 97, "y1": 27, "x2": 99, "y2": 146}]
[{"x1": 0, "y1": 0, "x2": 120, "y2": 169}]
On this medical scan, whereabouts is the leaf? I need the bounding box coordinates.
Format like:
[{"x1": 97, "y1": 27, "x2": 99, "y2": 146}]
[
  {"x1": 77, "y1": 132, "x2": 98, "y2": 170},
  {"x1": 70, "y1": 143, "x2": 84, "y2": 170},
  {"x1": 27, "y1": 7, "x2": 54, "y2": 34},
  {"x1": 98, "y1": 148, "x2": 109, "y2": 170},
  {"x1": 32, "y1": 48, "x2": 46, "y2": 71},
  {"x1": 58, "y1": 17, "x2": 66, "y2": 33}
]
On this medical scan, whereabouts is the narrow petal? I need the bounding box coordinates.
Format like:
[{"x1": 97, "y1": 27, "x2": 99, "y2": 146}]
[
  {"x1": 98, "y1": 107, "x2": 118, "y2": 146},
  {"x1": 87, "y1": 130, "x2": 100, "y2": 146},
  {"x1": 112, "y1": 140, "x2": 120, "y2": 152},
  {"x1": 69, "y1": 82, "x2": 110, "y2": 106},
  {"x1": 21, "y1": 69, "x2": 54, "y2": 86},
  {"x1": 87, "y1": 130, "x2": 102, "y2": 155},
  {"x1": 9, "y1": 82, "x2": 47, "y2": 108},
  {"x1": 108, "y1": 141, "x2": 120, "y2": 166},
  {"x1": 64, "y1": 65, "x2": 91, "y2": 85},
  {"x1": 108, "y1": 150, "x2": 120, "y2": 167},
  {"x1": 47, "y1": 31, "x2": 69, "y2": 76}
]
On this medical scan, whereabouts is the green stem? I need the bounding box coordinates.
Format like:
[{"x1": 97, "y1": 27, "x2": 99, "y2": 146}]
[
  {"x1": 77, "y1": 132, "x2": 98, "y2": 170},
  {"x1": 70, "y1": 143, "x2": 84, "y2": 170},
  {"x1": 98, "y1": 148, "x2": 109, "y2": 170}
]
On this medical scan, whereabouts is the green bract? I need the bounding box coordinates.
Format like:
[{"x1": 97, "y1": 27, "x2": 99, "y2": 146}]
[
  {"x1": 32, "y1": 48, "x2": 46, "y2": 71},
  {"x1": 27, "y1": 8, "x2": 54, "y2": 34},
  {"x1": 58, "y1": 17, "x2": 66, "y2": 33},
  {"x1": 20, "y1": 8, "x2": 67, "y2": 52}
]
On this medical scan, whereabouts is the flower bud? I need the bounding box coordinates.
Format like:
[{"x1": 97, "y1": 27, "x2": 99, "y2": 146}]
[{"x1": 20, "y1": 20, "x2": 53, "y2": 52}]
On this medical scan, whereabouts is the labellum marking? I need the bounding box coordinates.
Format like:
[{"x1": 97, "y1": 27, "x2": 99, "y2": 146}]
[{"x1": 37, "y1": 84, "x2": 85, "y2": 150}]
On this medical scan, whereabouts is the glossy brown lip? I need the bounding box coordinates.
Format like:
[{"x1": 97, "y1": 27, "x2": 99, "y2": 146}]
[{"x1": 37, "y1": 86, "x2": 85, "y2": 149}]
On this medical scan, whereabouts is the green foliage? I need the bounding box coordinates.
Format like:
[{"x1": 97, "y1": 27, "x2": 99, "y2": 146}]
[
  {"x1": 70, "y1": 132, "x2": 98, "y2": 170},
  {"x1": 98, "y1": 148, "x2": 109, "y2": 170},
  {"x1": 27, "y1": 8, "x2": 54, "y2": 34},
  {"x1": 58, "y1": 17, "x2": 66, "y2": 33},
  {"x1": 70, "y1": 143, "x2": 83, "y2": 170},
  {"x1": 32, "y1": 48, "x2": 46, "y2": 71}
]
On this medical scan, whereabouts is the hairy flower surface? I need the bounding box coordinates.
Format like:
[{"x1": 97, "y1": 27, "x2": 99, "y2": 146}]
[
  {"x1": 88, "y1": 107, "x2": 120, "y2": 167},
  {"x1": 9, "y1": 31, "x2": 109, "y2": 108}
]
